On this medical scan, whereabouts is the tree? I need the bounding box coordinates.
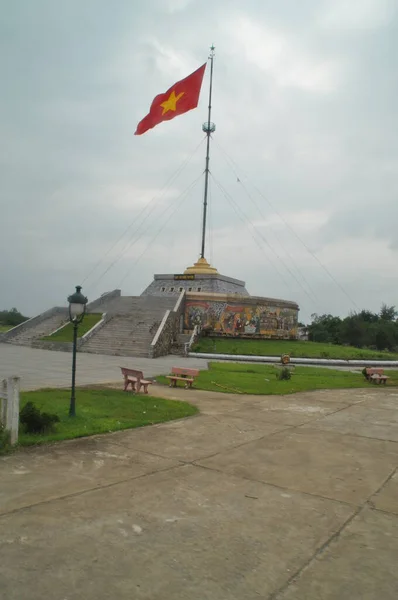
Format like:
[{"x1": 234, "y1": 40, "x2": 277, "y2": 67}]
[
  {"x1": 0, "y1": 308, "x2": 29, "y2": 327},
  {"x1": 374, "y1": 321, "x2": 398, "y2": 351},
  {"x1": 380, "y1": 304, "x2": 397, "y2": 321},
  {"x1": 339, "y1": 313, "x2": 367, "y2": 348},
  {"x1": 308, "y1": 314, "x2": 342, "y2": 344},
  {"x1": 358, "y1": 309, "x2": 378, "y2": 323}
]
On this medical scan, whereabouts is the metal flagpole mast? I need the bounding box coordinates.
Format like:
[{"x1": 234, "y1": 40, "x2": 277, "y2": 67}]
[{"x1": 200, "y1": 45, "x2": 215, "y2": 259}]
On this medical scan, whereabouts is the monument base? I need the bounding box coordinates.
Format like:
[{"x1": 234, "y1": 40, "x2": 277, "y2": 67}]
[{"x1": 141, "y1": 257, "x2": 299, "y2": 339}]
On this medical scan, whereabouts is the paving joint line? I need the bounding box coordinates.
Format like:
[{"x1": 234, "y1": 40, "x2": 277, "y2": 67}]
[
  {"x1": 366, "y1": 466, "x2": 398, "y2": 510},
  {"x1": 192, "y1": 462, "x2": 359, "y2": 509},
  {"x1": 269, "y1": 456, "x2": 398, "y2": 598},
  {"x1": 0, "y1": 461, "x2": 186, "y2": 520},
  {"x1": 267, "y1": 506, "x2": 363, "y2": 600}
]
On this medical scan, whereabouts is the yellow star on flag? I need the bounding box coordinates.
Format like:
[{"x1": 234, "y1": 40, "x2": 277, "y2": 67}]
[
  {"x1": 135, "y1": 63, "x2": 206, "y2": 135},
  {"x1": 160, "y1": 90, "x2": 185, "y2": 115}
]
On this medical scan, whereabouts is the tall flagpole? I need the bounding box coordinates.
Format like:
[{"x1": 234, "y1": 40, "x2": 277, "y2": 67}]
[{"x1": 200, "y1": 45, "x2": 215, "y2": 259}]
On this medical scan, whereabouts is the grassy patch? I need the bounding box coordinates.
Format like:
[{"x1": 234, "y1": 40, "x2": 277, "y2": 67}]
[
  {"x1": 192, "y1": 337, "x2": 398, "y2": 361},
  {"x1": 157, "y1": 362, "x2": 398, "y2": 395},
  {"x1": 41, "y1": 313, "x2": 102, "y2": 342},
  {"x1": 0, "y1": 324, "x2": 11, "y2": 333},
  {"x1": 18, "y1": 388, "x2": 198, "y2": 445}
]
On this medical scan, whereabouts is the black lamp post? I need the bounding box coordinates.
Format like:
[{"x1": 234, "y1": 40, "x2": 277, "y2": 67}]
[{"x1": 67, "y1": 285, "x2": 88, "y2": 417}]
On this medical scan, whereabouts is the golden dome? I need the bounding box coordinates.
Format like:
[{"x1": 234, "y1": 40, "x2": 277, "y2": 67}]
[{"x1": 184, "y1": 257, "x2": 218, "y2": 275}]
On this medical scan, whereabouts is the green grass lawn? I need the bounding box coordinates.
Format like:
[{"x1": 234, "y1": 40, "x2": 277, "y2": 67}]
[
  {"x1": 0, "y1": 324, "x2": 12, "y2": 333},
  {"x1": 18, "y1": 388, "x2": 198, "y2": 446},
  {"x1": 41, "y1": 313, "x2": 103, "y2": 342},
  {"x1": 157, "y1": 362, "x2": 398, "y2": 395},
  {"x1": 192, "y1": 337, "x2": 398, "y2": 361}
]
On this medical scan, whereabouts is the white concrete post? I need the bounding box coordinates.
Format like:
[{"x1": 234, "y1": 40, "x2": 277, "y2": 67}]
[{"x1": 0, "y1": 378, "x2": 6, "y2": 425}]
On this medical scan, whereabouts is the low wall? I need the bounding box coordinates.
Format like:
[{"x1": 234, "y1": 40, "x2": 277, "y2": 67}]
[
  {"x1": 86, "y1": 289, "x2": 121, "y2": 311},
  {"x1": 188, "y1": 352, "x2": 398, "y2": 368},
  {"x1": 31, "y1": 340, "x2": 74, "y2": 352},
  {"x1": 31, "y1": 313, "x2": 108, "y2": 353},
  {"x1": 149, "y1": 291, "x2": 185, "y2": 358},
  {"x1": 79, "y1": 313, "x2": 108, "y2": 347},
  {"x1": 1, "y1": 307, "x2": 68, "y2": 342},
  {"x1": 185, "y1": 292, "x2": 299, "y2": 339}
]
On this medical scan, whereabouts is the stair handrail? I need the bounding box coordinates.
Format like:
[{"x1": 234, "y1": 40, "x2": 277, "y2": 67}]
[{"x1": 184, "y1": 323, "x2": 202, "y2": 356}]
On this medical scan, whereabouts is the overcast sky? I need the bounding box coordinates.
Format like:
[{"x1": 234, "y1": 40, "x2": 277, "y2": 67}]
[{"x1": 1, "y1": 0, "x2": 397, "y2": 322}]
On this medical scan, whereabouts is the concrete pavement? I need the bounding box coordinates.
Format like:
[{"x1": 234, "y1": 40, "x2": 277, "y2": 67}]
[
  {"x1": 0, "y1": 342, "x2": 208, "y2": 390},
  {"x1": 1, "y1": 384, "x2": 398, "y2": 599}
]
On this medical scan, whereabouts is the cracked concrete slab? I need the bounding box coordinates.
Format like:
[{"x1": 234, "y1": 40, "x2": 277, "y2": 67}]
[
  {"x1": 0, "y1": 465, "x2": 354, "y2": 600},
  {"x1": 370, "y1": 469, "x2": 398, "y2": 515},
  {"x1": 0, "y1": 437, "x2": 178, "y2": 514},
  {"x1": 198, "y1": 428, "x2": 398, "y2": 505},
  {"x1": 108, "y1": 413, "x2": 284, "y2": 462},
  {"x1": 226, "y1": 399, "x2": 348, "y2": 427},
  {"x1": 352, "y1": 392, "x2": 398, "y2": 412},
  {"x1": 278, "y1": 508, "x2": 398, "y2": 600},
  {"x1": 301, "y1": 404, "x2": 398, "y2": 442}
]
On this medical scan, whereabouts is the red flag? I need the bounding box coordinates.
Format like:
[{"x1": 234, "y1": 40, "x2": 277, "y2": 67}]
[{"x1": 135, "y1": 63, "x2": 206, "y2": 135}]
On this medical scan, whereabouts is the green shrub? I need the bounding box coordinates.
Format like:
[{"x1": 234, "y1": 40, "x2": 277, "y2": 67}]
[
  {"x1": 0, "y1": 307, "x2": 29, "y2": 327},
  {"x1": 19, "y1": 402, "x2": 60, "y2": 434},
  {"x1": 0, "y1": 424, "x2": 12, "y2": 454},
  {"x1": 277, "y1": 367, "x2": 292, "y2": 381}
]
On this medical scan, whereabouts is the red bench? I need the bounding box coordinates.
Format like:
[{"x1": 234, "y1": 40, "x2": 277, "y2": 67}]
[
  {"x1": 364, "y1": 368, "x2": 389, "y2": 385},
  {"x1": 166, "y1": 367, "x2": 200, "y2": 389},
  {"x1": 120, "y1": 367, "x2": 152, "y2": 394}
]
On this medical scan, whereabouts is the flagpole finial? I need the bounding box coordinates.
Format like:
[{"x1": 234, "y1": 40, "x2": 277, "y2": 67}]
[{"x1": 209, "y1": 44, "x2": 215, "y2": 58}]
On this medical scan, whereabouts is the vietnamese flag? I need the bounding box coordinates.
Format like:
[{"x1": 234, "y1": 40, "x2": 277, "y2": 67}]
[{"x1": 135, "y1": 63, "x2": 207, "y2": 135}]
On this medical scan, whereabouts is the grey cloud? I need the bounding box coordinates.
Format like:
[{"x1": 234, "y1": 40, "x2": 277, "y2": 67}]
[{"x1": 1, "y1": 0, "x2": 397, "y2": 321}]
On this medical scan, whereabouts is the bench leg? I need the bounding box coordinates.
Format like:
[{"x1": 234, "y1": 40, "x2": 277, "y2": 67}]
[
  {"x1": 142, "y1": 384, "x2": 149, "y2": 394},
  {"x1": 126, "y1": 380, "x2": 136, "y2": 393}
]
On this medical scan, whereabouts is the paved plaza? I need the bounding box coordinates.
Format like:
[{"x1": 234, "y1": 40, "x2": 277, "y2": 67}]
[
  {"x1": 1, "y1": 345, "x2": 398, "y2": 600},
  {"x1": 0, "y1": 342, "x2": 208, "y2": 390}
]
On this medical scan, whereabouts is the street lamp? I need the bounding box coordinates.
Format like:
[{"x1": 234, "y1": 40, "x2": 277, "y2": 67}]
[{"x1": 67, "y1": 285, "x2": 88, "y2": 417}]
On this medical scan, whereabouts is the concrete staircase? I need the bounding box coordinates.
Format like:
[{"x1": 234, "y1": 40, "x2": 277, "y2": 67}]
[
  {"x1": 5, "y1": 312, "x2": 69, "y2": 346},
  {"x1": 81, "y1": 296, "x2": 176, "y2": 358}
]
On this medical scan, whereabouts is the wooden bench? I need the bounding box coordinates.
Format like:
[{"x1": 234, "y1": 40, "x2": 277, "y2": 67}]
[
  {"x1": 364, "y1": 367, "x2": 389, "y2": 385},
  {"x1": 120, "y1": 367, "x2": 152, "y2": 394},
  {"x1": 166, "y1": 367, "x2": 200, "y2": 389}
]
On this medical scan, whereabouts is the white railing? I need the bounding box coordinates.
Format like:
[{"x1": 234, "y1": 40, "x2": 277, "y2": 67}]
[
  {"x1": 184, "y1": 323, "x2": 202, "y2": 356},
  {"x1": 149, "y1": 290, "x2": 186, "y2": 358},
  {"x1": 0, "y1": 377, "x2": 20, "y2": 445}
]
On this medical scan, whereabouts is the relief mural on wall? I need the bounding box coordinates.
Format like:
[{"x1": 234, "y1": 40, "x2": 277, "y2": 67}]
[{"x1": 185, "y1": 300, "x2": 298, "y2": 337}]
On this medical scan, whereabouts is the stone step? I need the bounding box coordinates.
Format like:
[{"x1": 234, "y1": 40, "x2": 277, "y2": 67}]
[
  {"x1": 7, "y1": 314, "x2": 69, "y2": 346},
  {"x1": 80, "y1": 298, "x2": 171, "y2": 357},
  {"x1": 83, "y1": 348, "x2": 150, "y2": 357}
]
